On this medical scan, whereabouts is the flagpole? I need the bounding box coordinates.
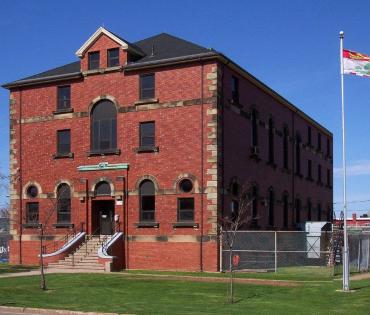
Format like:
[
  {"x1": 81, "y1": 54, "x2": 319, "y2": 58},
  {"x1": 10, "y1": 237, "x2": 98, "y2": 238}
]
[{"x1": 339, "y1": 30, "x2": 350, "y2": 292}]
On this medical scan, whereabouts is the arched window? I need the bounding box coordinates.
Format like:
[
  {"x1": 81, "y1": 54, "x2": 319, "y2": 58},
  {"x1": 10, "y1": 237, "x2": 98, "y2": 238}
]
[
  {"x1": 95, "y1": 181, "x2": 111, "y2": 196},
  {"x1": 268, "y1": 188, "x2": 274, "y2": 227},
  {"x1": 283, "y1": 193, "x2": 289, "y2": 228},
  {"x1": 139, "y1": 180, "x2": 155, "y2": 222},
  {"x1": 57, "y1": 184, "x2": 71, "y2": 223},
  {"x1": 91, "y1": 100, "x2": 117, "y2": 152}
]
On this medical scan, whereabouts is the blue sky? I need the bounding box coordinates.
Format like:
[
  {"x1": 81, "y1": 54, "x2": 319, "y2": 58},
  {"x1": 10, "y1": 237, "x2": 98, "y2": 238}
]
[{"x1": 1, "y1": 0, "x2": 370, "y2": 217}]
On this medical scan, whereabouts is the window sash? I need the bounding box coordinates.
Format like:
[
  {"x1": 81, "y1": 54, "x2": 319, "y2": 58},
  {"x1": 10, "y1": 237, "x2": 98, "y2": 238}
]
[
  {"x1": 57, "y1": 130, "x2": 71, "y2": 154},
  {"x1": 140, "y1": 74, "x2": 155, "y2": 99},
  {"x1": 92, "y1": 118, "x2": 117, "y2": 151},
  {"x1": 231, "y1": 76, "x2": 239, "y2": 103},
  {"x1": 178, "y1": 198, "x2": 194, "y2": 222},
  {"x1": 57, "y1": 86, "x2": 71, "y2": 110},
  {"x1": 140, "y1": 195, "x2": 155, "y2": 221},
  {"x1": 26, "y1": 203, "x2": 39, "y2": 224},
  {"x1": 140, "y1": 122, "x2": 155, "y2": 147},
  {"x1": 107, "y1": 48, "x2": 119, "y2": 67},
  {"x1": 88, "y1": 52, "x2": 100, "y2": 70}
]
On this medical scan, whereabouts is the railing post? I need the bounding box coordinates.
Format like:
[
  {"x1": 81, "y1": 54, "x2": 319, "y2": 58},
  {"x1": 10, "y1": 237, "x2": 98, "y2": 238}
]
[{"x1": 274, "y1": 231, "x2": 277, "y2": 273}]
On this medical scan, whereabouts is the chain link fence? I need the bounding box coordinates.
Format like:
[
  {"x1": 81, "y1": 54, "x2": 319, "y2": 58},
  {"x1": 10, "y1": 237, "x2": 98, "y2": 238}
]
[{"x1": 221, "y1": 229, "x2": 370, "y2": 277}]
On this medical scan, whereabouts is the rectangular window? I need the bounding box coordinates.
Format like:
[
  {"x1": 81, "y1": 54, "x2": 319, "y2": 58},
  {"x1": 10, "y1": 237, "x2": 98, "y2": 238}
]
[
  {"x1": 57, "y1": 130, "x2": 71, "y2": 155},
  {"x1": 268, "y1": 119, "x2": 274, "y2": 164},
  {"x1": 283, "y1": 127, "x2": 289, "y2": 169},
  {"x1": 57, "y1": 86, "x2": 71, "y2": 110},
  {"x1": 326, "y1": 138, "x2": 330, "y2": 157},
  {"x1": 107, "y1": 48, "x2": 120, "y2": 67},
  {"x1": 283, "y1": 195, "x2": 288, "y2": 228},
  {"x1": 295, "y1": 199, "x2": 301, "y2": 224},
  {"x1": 231, "y1": 76, "x2": 239, "y2": 104},
  {"x1": 307, "y1": 126, "x2": 312, "y2": 146},
  {"x1": 307, "y1": 160, "x2": 312, "y2": 179},
  {"x1": 26, "y1": 202, "x2": 39, "y2": 224},
  {"x1": 140, "y1": 73, "x2": 155, "y2": 99},
  {"x1": 318, "y1": 164, "x2": 322, "y2": 183},
  {"x1": 178, "y1": 198, "x2": 194, "y2": 222},
  {"x1": 251, "y1": 109, "x2": 258, "y2": 147},
  {"x1": 327, "y1": 169, "x2": 331, "y2": 187},
  {"x1": 140, "y1": 122, "x2": 155, "y2": 147},
  {"x1": 88, "y1": 51, "x2": 100, "y2": 70},
  {"x1": 317, "y1": 132, "x2": 322, "y2": 151}
]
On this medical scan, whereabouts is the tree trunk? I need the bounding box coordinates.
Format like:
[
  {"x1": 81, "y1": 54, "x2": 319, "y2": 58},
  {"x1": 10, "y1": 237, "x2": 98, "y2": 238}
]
[
  {"x1": 40, "y1": 227, "x2": 46, "y2": 290},
  {"x1": 229, "y1": 247, "x2": 234, "y2": 303}
]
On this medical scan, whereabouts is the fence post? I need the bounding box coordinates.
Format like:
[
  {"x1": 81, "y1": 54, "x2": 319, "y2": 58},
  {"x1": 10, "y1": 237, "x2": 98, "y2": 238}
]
[
  {"x1": 274, "y1": 231, "x2": 277, "y2": 273},
  {"x1": 357, "y1": 234, "x2": 361, "y2": 272},
  {"x1": 219, "y1": 229, "x2": 223, "y2": 272}
]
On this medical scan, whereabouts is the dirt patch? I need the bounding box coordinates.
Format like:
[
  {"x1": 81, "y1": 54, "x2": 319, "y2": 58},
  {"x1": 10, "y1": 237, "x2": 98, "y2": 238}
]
[
  {"x1": 120, "y1": 273, "x2": 299, "y2": 287},
  {"x1": 351, "y1": 272, "x2": 370, "y2": 281}
]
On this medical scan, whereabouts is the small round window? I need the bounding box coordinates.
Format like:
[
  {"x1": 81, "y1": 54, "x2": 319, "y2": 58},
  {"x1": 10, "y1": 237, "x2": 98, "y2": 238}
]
[
  {"x1": 27, "y1": 185, "x2": 38, "y2": 198},
  {"x1": 179, "y1": 179, "x2": 193, "y2": 193}
]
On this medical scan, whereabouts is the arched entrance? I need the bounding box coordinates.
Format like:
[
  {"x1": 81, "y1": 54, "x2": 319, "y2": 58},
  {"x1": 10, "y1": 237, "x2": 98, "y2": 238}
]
[{"x1": 92, "y1": 181, "x2": 115, "y2": 235}]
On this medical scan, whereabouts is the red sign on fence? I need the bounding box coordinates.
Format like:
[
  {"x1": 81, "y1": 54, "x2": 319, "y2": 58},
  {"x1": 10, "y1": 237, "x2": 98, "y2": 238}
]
[{"x1": 232, "y1": 254, "x2": 240, "y2": 267}]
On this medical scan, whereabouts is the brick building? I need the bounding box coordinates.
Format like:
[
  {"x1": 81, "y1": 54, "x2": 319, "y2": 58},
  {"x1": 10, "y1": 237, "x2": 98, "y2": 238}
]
[{"x1": 2, "y1": 27, "x2": 333, "y2": 271}]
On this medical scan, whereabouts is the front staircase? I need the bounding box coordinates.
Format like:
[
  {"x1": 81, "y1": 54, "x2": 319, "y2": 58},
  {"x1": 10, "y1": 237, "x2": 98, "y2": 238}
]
[{"x1": 47, "y1": 236, "x2": 108, "y2": 271}]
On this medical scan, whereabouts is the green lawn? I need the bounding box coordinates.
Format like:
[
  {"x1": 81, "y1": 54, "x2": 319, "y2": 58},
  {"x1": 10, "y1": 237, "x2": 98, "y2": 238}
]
[
  {"x1": 0, "y1": 273, "x2": 369, "y2": 314},
  {"x1": 0, "y1": 263, "x2": 37, "y2": 274}
]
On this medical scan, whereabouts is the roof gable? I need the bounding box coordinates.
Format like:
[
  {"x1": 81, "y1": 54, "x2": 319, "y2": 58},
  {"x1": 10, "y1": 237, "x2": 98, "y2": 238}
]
[{"x1": 75, "y1": 27, "x2": 131, "y2": 57}]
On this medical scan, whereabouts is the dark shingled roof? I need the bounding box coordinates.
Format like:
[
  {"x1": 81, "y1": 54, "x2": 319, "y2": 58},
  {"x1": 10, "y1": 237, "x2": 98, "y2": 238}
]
[{"x1": 2, "y1": 32, "x2": 212, "y2": 88}]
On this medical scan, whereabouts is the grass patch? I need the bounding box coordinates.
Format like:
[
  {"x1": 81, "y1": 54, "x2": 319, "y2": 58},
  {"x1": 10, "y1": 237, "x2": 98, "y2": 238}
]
[
  {"x1": 0, "y1": 273, "x2": 369, "y2": 314},
  {"x1": 0, "y1": 263, "x2": 37, "y2": 274}
]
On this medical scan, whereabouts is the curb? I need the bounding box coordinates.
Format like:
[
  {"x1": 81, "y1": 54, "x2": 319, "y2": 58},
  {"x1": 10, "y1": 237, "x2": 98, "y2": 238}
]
[{"x1": 0, "y1": 306, "x2": 132, "y2": 315}]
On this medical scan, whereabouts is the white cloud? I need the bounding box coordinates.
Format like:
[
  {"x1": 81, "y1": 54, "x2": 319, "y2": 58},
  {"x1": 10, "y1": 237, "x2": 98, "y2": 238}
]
[{"x1": 334, "y1": 160, "x2": 370, "y2": 177}]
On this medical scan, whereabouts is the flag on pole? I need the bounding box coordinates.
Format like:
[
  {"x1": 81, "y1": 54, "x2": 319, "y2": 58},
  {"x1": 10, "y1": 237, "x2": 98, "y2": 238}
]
[{"x1": 343, "y1": 49, "x2": 370, "y2": 77}]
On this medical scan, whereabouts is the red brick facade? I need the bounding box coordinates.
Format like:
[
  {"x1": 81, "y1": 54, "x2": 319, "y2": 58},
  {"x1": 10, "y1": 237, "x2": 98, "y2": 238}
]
[{"x1": 4, "y1": 28, "x2": 332, "y2": 271}]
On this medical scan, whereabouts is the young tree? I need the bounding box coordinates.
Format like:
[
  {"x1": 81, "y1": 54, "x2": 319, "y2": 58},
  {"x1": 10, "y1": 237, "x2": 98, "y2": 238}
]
[{"x1": 219, "y1": 184, "x2": 255, "y2": 303}]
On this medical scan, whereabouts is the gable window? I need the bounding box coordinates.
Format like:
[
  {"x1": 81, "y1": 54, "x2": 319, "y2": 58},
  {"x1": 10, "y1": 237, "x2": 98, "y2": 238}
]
[
  {"x1": 57, "y1": 86, "x2": 71, "y2": 110},
  {"x1": 283, "y1": 193, "x2": 289, "y2": 228},
  {"x1": 307, "y1": 160, "x2": 312, "y2": 180},
  {"x1": 178, "y1": 198, "x2": 195, "y2": 222},
  {"x1": 26, "y1": 202, "x2": 39, "y2": 224},
  {"x1": 88, "y1": 51, "x2": 100, "y2": 70},
  {"x1": 268, "y1": 188, "x2": 274, "y2": 227},
  {"x1": 140, "y1": 122, "x2": 155, "y2": 147},
  {"x1": 57, "y1": 184, "x2": 71, "y2": 224},
  {"x1": 91, "y1": 100, "x2": 117, "y2": 153},
  {"x1": 283, "y1": 127, "x2": 289, "y2": 169},
  {"x1": 295, "y1": 134, "x2": 301, "y2": 175},
  {"x1": 95, "y1": 181, "x2": 111, "y2": 196},
  {"x1": 251, "y1": 108, "x2": 258, "y2": 147},
  {"x1": 317, "y1": 132, "x2": 322, "y2": 151},
  {"x1": 231, "y1": 76, "x2": 239, "y2": 104},
  {"x1": 139, "y1": 180, "x2": 155, "y2": 222},
  {"x1": 268, "y1": 118, "x2": 274, "y2": 164},
  {"x1": 57, "y1": 130, "x2": 71, "y2": 155},
  {"x1": 307, "y1": 126, "x2": 312, "y2": 146},
  {"x1": 107, "y1": 48, "x2": 119, "y2": 67},
  {"x1": 140, "y1": 74, "x2": 155, "y2": 100}
]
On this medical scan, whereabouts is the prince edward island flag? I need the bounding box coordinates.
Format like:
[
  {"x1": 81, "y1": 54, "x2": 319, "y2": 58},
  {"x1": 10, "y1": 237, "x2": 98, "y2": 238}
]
[{"x1": 343, "y1": 49, "x2": 370, "y2": 77}]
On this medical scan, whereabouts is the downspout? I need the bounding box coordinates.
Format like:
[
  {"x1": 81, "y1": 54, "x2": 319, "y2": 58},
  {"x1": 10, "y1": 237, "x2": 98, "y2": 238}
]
[
  {"x1": 220, "y1": 63, "x2": 225, "y2": 271},
  {"x1": 125, "y1": 168, "x2": 129, "y2": 269},
  {"x1": 200, "y1": 61, "x2": 204, "y2": 272},
  {"x1": 18, "y1": 89, "x2": 23, "y2": 264},
  {"x1": 85, "y1": 179, "x2": 89, "y2": 233}
]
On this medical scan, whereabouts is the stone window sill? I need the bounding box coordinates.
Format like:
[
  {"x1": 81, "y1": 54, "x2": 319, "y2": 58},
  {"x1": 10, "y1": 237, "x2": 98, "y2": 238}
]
[
  {"x1": 173, "y1": 222, "x2": 199, "y2": 228},
  {"x1": 53, "y1": 223, "x2": 74, "y2": 228},
  {"x1": 53, "y1": 152, "x2": 74, "y2": 159},
  {"x1": 135, "y1": 146, "x2": 159, "y2": 153},
  {"x1": 22, "y1": 223, "x2": 41, "y2": 229},
  {"x1": 53, "y1": 108, "x2": 74, "y2": 115},
  {"x1": 135, "y1": 98, "x2": 159, "y2": 106},
  {"x1": 82, "y1": 66, "x2": 122, "y2": 77},
  {"x1": 135, "y1": 222, "x2": 159, "y2": 228},
  {"x1": 87, "y1": 149, "x2": 121, "y2": 156}
]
